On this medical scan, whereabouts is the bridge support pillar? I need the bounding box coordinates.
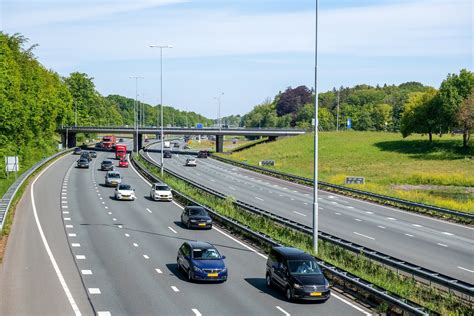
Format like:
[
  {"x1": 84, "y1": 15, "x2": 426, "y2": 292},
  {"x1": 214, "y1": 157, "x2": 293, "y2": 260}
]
[
  {"x1": 216, "y1": 135, "x2": 224, "y2": 153},
  {"x1": 133, "y1": 134, "x2": 143, "y2": 152},
  {"x1": 67, "y1": 132, "x2": 76, "y2": 148}
]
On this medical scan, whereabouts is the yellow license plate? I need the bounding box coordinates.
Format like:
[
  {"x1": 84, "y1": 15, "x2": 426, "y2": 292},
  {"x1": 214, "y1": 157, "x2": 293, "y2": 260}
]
[
  {"x1": 310, "y1": 292, "x2": 322, "y2": 297},
  {"x1": 207, "y1": 273, "x2": 218, "y2": 277},
  {"x1": 198, "y1": 223, "x2": 206, "y2": 227}
]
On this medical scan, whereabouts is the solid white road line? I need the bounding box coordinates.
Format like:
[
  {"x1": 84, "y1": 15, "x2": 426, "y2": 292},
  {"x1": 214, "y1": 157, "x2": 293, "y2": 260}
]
[
  {"x1": 293, "y1": 211, "x2": 306, "y2": 217},
  {"x1": 191, "y1": 308, "x2": 202, "y2": 316},
  {"x1": 30, "y1": 157, "x2": 81, "y2": 315},
  {"x1": 88, "y1": 288, "x2": 101, "y2": 294},
  {"x1": 332, "y1": 294, "x2": 372, "y2": 316},
  {"x1": 276, "y1": 306, "x2": 290, "y2": 316},
  {"x1": 168, "y1": 226, "x2": 178, "y2": 234},
  {"x1": 458, "y1": 266, "x2": 474, "y2": 273},
  {"x1": 171, "y1": 286, "x2": 180, "y2": 292},
  {"x1": 213, "y1": 226, "x2": 268, "y2": 260},
  {"x1": 353, "y1": 232, "x2": 375, "y2": 240}
]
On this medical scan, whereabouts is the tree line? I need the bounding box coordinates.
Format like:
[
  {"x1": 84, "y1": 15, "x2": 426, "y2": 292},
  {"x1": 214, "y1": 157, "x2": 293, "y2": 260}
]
[
  {"x1": 0, "y1": 32, "x2": 213, "y2": 167},
  {"x1": 241, "y1": 70, "x2": 473, "y2": 147}
]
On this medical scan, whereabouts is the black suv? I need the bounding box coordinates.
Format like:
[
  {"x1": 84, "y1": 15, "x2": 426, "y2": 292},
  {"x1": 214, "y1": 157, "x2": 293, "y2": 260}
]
[
  {"x1": 266, "y1": 247, "x2": 330, "y2": 301},
  {"x1": 197, "y1": 150, "x2": 208, "y2": 158},
  {"x1": 101, "y1": 160, "x2": 114, "y2": 171},
  {"x1": 163, "y1": 150, "x2": 172, "y2": 158}
]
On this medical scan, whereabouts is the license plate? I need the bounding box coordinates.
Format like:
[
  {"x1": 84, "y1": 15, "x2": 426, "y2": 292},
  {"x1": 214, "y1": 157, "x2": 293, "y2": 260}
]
[
  {"x1": 310, "y1": 292, "x2": 322, "y2": 297},
  {"x1": 198, "y1": 223, "x2": 206, "y2": 227},
  {"x1": 207, "y1": 273, "x2": 218, "y2": 277}
]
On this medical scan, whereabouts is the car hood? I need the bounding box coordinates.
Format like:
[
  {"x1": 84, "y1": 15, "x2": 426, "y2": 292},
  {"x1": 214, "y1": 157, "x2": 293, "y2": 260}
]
[
  {"x1": 291, "y1": 274, "x2": 326, "y2": 286},
  {"x1": 189, "y1": 215, "x2": 211, "y2": 221},
  {"x1": 117, "y1": 190, "x2": 134, "y2": 195},
  {"x1": 155, "y1": 190, "x2": 172, "y2": 194},
  {"x1": 192, "y1": 259, "x2": 225, "y2": 270}
]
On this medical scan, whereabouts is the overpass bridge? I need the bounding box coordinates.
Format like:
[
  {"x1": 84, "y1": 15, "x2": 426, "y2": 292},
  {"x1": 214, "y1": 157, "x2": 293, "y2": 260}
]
[{"x1": 58, "y1": 126, "x2": 307, "y2": 152}]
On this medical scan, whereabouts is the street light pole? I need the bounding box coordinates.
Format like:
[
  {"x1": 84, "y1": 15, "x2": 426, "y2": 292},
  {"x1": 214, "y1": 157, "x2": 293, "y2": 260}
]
[
  {"x1": 74, "y1": 101, "x2": 77, "y2": 127},
  {"x1": 312, "y1": 0, "x2": 320, "y2": 254},
  {"x1": 214, "y1": 92, "x2": 224, "y2": 130},
  {"x1": 150, "y1": 44, "x2": 173, "y2": 177},
  {"x1": 130, "y1": 76, "x2": 144, "y2": 153},
  {"x1": 336, "y1": 89, "x2": 340, "y2": 132}
]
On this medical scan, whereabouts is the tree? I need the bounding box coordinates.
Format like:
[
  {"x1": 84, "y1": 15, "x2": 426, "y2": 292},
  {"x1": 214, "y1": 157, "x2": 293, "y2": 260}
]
[
  {"x1": 456, "y1": 92, "x2": 474, "y2": 148},
  {"x1": 400, "y1": 89, "x2": 438, "y2": 141},
  {"x1": 276, "y1": 86, "x2": 312, "y2": 116}
]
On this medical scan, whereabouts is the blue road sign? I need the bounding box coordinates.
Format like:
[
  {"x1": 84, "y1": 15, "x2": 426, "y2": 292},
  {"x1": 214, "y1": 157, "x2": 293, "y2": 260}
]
[
  {"x1": 196, "y1": 123, "x2": 203, "y2": 129},
  {"x1": 347, "y1": 118, "x2": 352, "y2": 129}
]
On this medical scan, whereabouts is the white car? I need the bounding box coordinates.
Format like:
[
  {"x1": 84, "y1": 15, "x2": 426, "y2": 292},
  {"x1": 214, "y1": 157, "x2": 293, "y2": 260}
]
[
  {"x1": 185, "y1": 158, "x2": 197, "y2": 167},
  {"x1": 115, "y1": 184, "x2": 136, "y2": 201},
  {"x1": 150, "y1": 183, "x2": 173, "y2": 201}
]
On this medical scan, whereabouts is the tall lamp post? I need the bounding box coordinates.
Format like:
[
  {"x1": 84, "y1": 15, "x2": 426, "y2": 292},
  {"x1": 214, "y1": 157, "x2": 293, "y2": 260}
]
[
  {"x1": 312, "y1": 0, "x2": 320, "y2": 253},
  {"x1": 214, "y1": 92, "x2": 224, "y2": 130},
  {"x1": 150, "y1": 44, "x2": 173, "y2": 177},
  {"x1": 130, "y1": 76, "x2": 144, "y2": 153}
]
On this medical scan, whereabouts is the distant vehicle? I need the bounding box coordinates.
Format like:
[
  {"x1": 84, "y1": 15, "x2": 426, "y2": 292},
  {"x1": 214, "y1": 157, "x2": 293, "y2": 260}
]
[
  {"x1": 80, "y1": 151, "x2": 92, "y2": 162},
  {"x1": 102, "y1": 135, "x2": 116, "y2": 150},
  {"x1": 114, "y1": 184, "x2": 136, "y2": 201},
  {"x1": 73, "y1": 147, "x2": 82, "y2": 155},
  {"x1": 197, "y1": 151, "x2": 208, "y2": 158},
  {"x1": 105, "y1": 171, "x2": 122, "y2": 187},
  {"x1": 163, "y1": 150, "x2": 172, "y2": 158},
  {"x1": 177, "y1": 241, "x2": 227, "y2": 282},
  {"x1": 76, "y1": 158, "x2": 89, "y2": 168},
  {"x1": 266, "y1": 247, "x2": 330, "y2": 302},
  {"x1": 115, "y1": 144, "x2": 127, "y2": 160},
  {"x1": 164, "y1": 141, "x2": 171, "y2": 148},
  {"x1": 149, "y1": 183, "x2": 173, "y2": 201},
  {"x1": 101, "y1": 160, "x2": 114, "y2": 171},
  {"x1": 118, "y1": 159, "x2": 129, "y2": 168},
  {"x1": 173, "y1": 142, "x2": 180, "y2": 148},
  {"x1": 95, "y1": 142, "x2": 102, "y2": 148},
  {"x1": 181, "y1": 206, "x2": 212, "y2": 229},
  {"x1": 144, "y1": 138, "x2": 149, "y2": 143},
  {"x1": 185, "y1": 158, "x2": 197, "y2": 167},
  {"x1": 119, "y1": 138, "x2": 124, "y2": 143},
  {"x1": 89, "y1": 151, "x2": 97, "y2": 158}
]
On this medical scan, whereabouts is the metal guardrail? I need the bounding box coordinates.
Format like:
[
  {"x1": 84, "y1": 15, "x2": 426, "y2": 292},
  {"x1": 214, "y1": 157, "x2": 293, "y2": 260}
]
[
  {"x1": 0, "y1": 149, "x2": 73, "y2": 232},
  {"x1": 139, "y1": 149, "x2": 474, "y2": 298},
  {"x1": 210, "y1": 155, "x2": 474, "y2": 222},
  {"x1": 131, "y1": 152, "x2": 431, "y2": 316}
]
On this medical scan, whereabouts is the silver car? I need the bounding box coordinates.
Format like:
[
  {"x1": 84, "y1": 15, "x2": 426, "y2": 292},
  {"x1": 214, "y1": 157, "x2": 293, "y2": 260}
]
[
  {"x1": 185, "y1": 158, "x2": 197, "y2": 167},
  {"x1": 105, "y1": 171, "x2": 122, "y2": 187}
]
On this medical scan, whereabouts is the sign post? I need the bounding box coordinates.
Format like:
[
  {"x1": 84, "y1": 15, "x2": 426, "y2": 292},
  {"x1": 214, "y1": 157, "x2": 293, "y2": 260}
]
[{"x1": 5, "y1": 156, "x2": 19, "y2": 179}]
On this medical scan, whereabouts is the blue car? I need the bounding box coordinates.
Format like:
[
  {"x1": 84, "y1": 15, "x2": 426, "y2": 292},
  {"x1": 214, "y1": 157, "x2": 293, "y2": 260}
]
[{"x1": 177, "y1": 241, "x2": 227, "y2": 282}]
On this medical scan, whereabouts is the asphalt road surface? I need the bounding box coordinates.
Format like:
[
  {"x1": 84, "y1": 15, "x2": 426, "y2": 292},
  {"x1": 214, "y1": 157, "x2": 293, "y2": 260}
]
[
  {"x1": 0, "y1": 149, "x2": 370, "y2": 315},
  {"x1": 147, "y1": 143, "x2": 474, "y2": 283}
]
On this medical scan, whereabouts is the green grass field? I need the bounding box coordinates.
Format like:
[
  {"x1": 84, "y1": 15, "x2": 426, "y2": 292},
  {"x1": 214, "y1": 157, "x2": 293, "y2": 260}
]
[{"x1": 220, "y1": 132, "x2": 474, "y2": 213}]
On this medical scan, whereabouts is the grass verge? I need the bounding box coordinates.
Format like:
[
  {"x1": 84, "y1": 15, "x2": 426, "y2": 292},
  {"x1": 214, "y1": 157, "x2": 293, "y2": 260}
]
[{"x1": 136, "y1": 154, "x2": 473, "y2": 316}]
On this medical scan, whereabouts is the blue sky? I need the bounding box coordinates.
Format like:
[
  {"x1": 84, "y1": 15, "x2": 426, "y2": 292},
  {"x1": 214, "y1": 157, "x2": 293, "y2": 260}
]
[{"x1": 1, "y1": 0, "x2": 472, "y2": 118}]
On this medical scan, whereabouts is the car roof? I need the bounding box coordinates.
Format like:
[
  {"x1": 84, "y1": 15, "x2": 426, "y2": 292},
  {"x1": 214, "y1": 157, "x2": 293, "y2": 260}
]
[
  {"x1": 187, "y1": 241, "x2": 214, "y2": 249},
  {"x1": 273, "y1": 247, "x2": 313, "y2": 260}
]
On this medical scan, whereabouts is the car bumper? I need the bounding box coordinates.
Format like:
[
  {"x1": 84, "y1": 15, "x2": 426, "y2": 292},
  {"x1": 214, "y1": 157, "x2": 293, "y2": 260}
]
[
  {"x1": 193, "y1": 271, "x2": 227, "y2": 281},
  {"x1": 101, "y1": 167, "x2": 114, "y2": 171},
  {"x1": 154, "y1": 196, "x2": 173, "y2": 201},
  {"x1": 77, "y1": 164, "x2": 89, "y2": 168},
  {"x1": 293, "y1": 289, "x2": 330, "y2": 301},
  {"x1": 189, "y1": 222, "x2": 212, "y2": 229},
  {"x1": 116, "y1": 195, "x2": 135, "y2": 200}
]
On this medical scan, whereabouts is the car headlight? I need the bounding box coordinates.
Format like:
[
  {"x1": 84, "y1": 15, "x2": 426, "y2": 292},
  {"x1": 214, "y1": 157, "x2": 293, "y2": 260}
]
[
  {"x1": 294, "y1": 283, "x2": 303, "y2": 289},
  {"x1": 193, "y1": 266, "x2": 203, "y2": 273},
  {"x1": 206, "y1": 219, "x2": 212, "y2": 223},
  {"x1": 324, "y1": 283, "x2": 330, "y2": 290}
]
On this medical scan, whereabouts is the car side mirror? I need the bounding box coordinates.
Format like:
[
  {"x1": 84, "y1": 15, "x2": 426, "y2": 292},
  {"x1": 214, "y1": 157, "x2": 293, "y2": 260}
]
[{"x1": 221, "y1": 255, "x2": 226, "y2": 259}]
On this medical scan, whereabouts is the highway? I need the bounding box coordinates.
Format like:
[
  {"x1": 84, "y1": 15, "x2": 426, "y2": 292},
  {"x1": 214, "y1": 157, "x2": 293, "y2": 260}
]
[
  {"x1": 0, "y1": 148, "x2": 370, "y2": 315},
  {"x1": 147, "y1": 142, "x2": 474, "y2": 283}
]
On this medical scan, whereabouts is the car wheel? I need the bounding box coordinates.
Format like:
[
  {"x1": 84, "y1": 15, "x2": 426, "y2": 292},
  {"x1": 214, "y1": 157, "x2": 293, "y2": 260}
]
[
  {"x1": 285, "y1": 287, "x2": 293, "y2": 301},
  {"x1": 266, "y1": 273, "x2": 273, "y2": 288},
  {"x1": 187, "y1": 268, "x2": 193, "y2": 281}
]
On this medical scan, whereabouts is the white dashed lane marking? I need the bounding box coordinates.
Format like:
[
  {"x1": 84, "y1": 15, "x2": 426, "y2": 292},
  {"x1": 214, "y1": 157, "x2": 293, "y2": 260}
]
[
  {"x1": 76, "y1": 255, "x2": 86, "y2": 260},
  {"x1": 387, "y1": 217, "x2": 396, "y2": 221},
  {"x1": 458, "y1": 266, "x2": 474, "y2": 273},
  {"x1": 168, "y1": 226, "x2": 178, "y2": 234},
  {"x1": 192, "y1": 309, "x2": 202, "y2": 316},
  {"x1": 437, "y1": 243, "x2": 448, "y2": 247},
  {"x1": 146, "y1": 208, "x2": 152, "y2": 213},
  {"x1": 412, "y1": 224, "x2": 422, "y2": 228},
  {"x1": 88, "y1": 288, "x2": 101, "y2": 294},
  {"x1": 97, "y1": 312, "x2": 111, "y2": 316},
  {"x1": 293, "y1": 211, "x2": 306, "y2": 217},
  {"x1": 353, "y1": 232, "x2": 375, "y2": 240},
  {"x1": 143, "y1": 255, "x2": 150, "y2": 259},
  {"x1": 171, "y1": 286, "x2": 180, "y2": 292},
  {"x1": 405, "y1": 234, "x2": 414, "y2": 238},
  {"x1": 378, "y1": 225, "x2": 386, "y2": 229},
  {"x1": 276, "y1": 306, "x2": 290, "y2": 316},
  {"x1": 133, "y1": 243, "x2": 139, "y2": 247},
  {"x1": 155, "y1": 268, "x2": 163, "y2": 274},
  {"x1": 442, "y1": 232, "x2": 454, "y2": 236},
  {"x1": 81, "y1": 270, "x2": 92, "y2": 275}
]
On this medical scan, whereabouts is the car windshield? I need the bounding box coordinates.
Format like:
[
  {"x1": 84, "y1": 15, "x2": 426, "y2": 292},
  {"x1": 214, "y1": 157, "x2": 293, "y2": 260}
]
[
  {"x1": 108, "y1": 173, "x2": 120, "y2": 178},
  {"x1": 189, "y1": 208, "x2": 207, "y2": 216},
  {"x1": 192, "y1": 248, "x2": 221, "y2": 260},
  {"x1": 156, "y1": 185, "x2": 170, "y2": 191},
  {"x1": 79, "y1": 159, "x2": 87, "y2": 163},
  {"x1": 288, "y1": 260, "x2": 322, "y2": 275},
  {"x1": 103, "y1": 161, "x2": 112, "y2": 165},
  {"x1": 119, "y1": 184, "x2": 131, "y2": 190}
]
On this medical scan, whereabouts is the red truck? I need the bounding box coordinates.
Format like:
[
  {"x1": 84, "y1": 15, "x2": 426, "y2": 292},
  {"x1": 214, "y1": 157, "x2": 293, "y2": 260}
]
[
  {"x1": 102, "y1": 135, "x2": 117, "y2": 149},
  {"x1": 115, "y1": 144, "x2": 127, "y2": 160}
]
